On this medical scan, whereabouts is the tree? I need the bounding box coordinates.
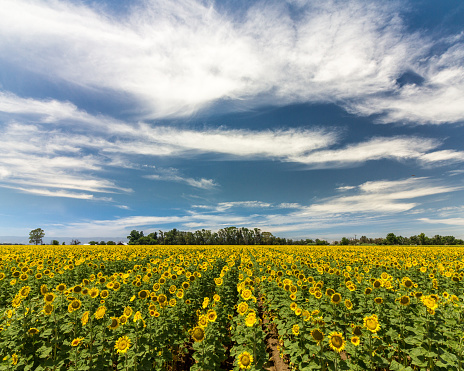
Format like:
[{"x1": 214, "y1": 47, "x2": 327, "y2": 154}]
[
  {"x1": 340, "y1": 237, "x2": 350, "y2": 245},
  {"x1": 385, "y1": 233, "x2": 398, "y2": 245},
  {"x1": 29, "y1": 228, "x2": 45, "y2": 245},
  {"x1": 51, "y1": 240, "x2": 60, "y2": 245},
  {"x1": 71, "y1": 239, "x2": 81, "y2": 245}
]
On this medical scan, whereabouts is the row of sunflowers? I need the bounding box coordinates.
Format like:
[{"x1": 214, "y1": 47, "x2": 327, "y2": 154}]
[{"x1": 1, "y1": 244, "x2": 463, "y2": 370}]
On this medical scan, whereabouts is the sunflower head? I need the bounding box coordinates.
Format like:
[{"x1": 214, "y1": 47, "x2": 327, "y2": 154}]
[
  {"x1": 245, "y1": 312, "x2": 257, "y2": 327},
  {"x1": 237, "y1": 301, "x2": 249, "y2": 315},
  {"x1": 292, "y1": 324, "x2": 300, "y2": 336},
  {"x1": 43, "y1": 303, "x2": 54, "y2": 316},
  {"x1": 71, "y1": 337, "x2": 84, "y2": 347},
  {"x1": 311, "y1": 328, "x2": 324, "y2": 344},
  {"x1": 192, "y1": 326, "x2": 205, "y2": 342},
  {"x1": 94, "y1": 306, "x2": 106, "y2": 319},
  {"x1": 399, "y1": 295, "x2": 410, "y2": 306},
  {"x1": 328, "y1": 332, "x2": 346, "y2": 353},
  {"x1": 364, "y1": 315, "x2": 381, "y2": 333},
  {"x1": 115, "y1": 336, "x2": 131, "y2": 354},
  {"x1": 237, "y1": 351, "x2": 253, "y2": 369},
  {"x1": 331, "y1": 293, "x2": 342, "y2": 305},
  {"x1": 44, "y1": 293, "x2": 55, "y2": 303},
  {"x1": 28, "y1": 327, "x2": 39, "y2": 336},
  {"x1": 351, "y1": 336, "x2": 361, "y2": 346},
  {"x1": 123, "y1": 306, "x2": 133, "y2": 317},
  {"x1": 374, "y1": 297, "x2": 383, "y2": 304},
  {"x1": 108, "y1": 317, "x2": 120, "y2": 330},
  {"x1": 81, "y1": 311, "x2": 90, "y2": 326}
]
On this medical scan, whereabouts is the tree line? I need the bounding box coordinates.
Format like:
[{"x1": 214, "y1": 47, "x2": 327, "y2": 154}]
[
  {"x1": 336, "y1": 232, "x2": 464, "y2": 245},
  {"x1": 127, "y1": 227, "x2": 329, "y2": 245}
]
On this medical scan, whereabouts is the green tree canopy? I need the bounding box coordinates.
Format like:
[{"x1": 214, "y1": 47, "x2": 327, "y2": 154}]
[{"x1": 29, "y1": 228, "x2": 45, "y2": 245}]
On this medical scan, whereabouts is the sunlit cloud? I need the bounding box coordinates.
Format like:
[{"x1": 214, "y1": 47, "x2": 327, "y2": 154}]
[
  {"x1": 146, "y1": 168, "x2": 217, "y2": 189},
  {"x1": 45, "y1": 177, "x2": 463, "y2": 237},
  {"x1": 0, "y1": 0, "x2": 432, "y2": 119}
]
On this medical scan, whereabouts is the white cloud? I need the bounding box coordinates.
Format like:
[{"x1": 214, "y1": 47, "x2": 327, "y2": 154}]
[
  {"x1": 2, "y1": 92, "x2": 464, "y2": 201},
  {"x1": 347, "y1": 40, "x2": 464, "y2": 124},
  {"x1": 287, "y1": 136, "x2": 441, "y2": 167},
  {"x1": 0, "y1": 0, "x2": 426, "y2": 119},
  {"x1": 146, "y1": 168, "x2": 217, "y2": 189},
  {"x1": 45, "y1": 177, "x2": 463, "y2": 237},
  {"x1": 419, "y1": 217, "x2": 464, "y2": 226}
]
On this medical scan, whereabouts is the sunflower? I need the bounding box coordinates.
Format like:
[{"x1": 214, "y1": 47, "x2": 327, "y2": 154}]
[
  {"x1": 245, "y1": 312, "x2": 257, "y2": 327},
  {"x1": 326, "y1": 288, "x2": 335, "y2": 297},
  {"x1": 207, "y1": 310, "x2": 217, "y2": 322},
  {"x1": 94, "y1": 306, "x2": 107, "y2": 319},
  {"x1": 213, "y1": 294, "x2": 220, "y2": 302},
  {"x1": 237, "y1": 302, "x2": 249, "y2": 315},
  {"x1": 71, "y1": 337, "x2": 84, "y2": 347},
  {"x1": 345, "y1": 299, "x2": 353, "y2": 310},
  {"x1": 176, "y1": 290, "x2": 184, "y2": 299},
  {"x1": 108, "y1": 317, "x2": 120, "y2": 330},
  {"x1": 19, "y1": 286, "x2": 31, "y2": 298},
  {"x1": 89, "y1": 288, "x2": 100, "y2": 299},
  {"x1": 351, "y1": 336, "x2": 361, "y2": 346},
  {"x1": 331, "y1": 293, "x2": 342, "y2": 305},
  {"x1": 115, "y1": 336, "x2": 131, "y2": 354},
  {"x1": 158, "y1": 294, "x2": 167, "y2": 305},
  {"x1": 40, "y1": 284, "x2": 48, "y2": 295},
  {"x1": 237, "y1": 351, "x2": 253, "y2": 369},
  {"x1": 328, "y1": 332, "x2": 345, "y2": 353},
  {"x1": 28, "y1": 327, "x2": 39, "y2": 336},
  {"x1": 11, "y1": 353, "x2": 18, "y2": 366},
  {"x1": 403, "y1": 278, "x2": 413, "y2": 288},
  {"x1": 215, "y1": 277, "x2": 223, "y2": 286},
  {"x1": 372, "y1": 280, "x2": 381, "y2": 289},
  {"x1": 292, "y1": 324, "x2": 300, "y2": 336},
  {"x1": 56, "y1": 283, "x2": 67, "y2": 292},
  {"x1": 364, "y1": 315, "x2": 381, "y2": 333},
  {"x1": 119, "y1": 315, "x2": 128, "y2": 325},
  {"x1": 123, "y1": 306, "x2": 133, "y2": 318},
  {"x1": 374, "y1": 297, "x2": 383, "y2": 304},
  {"x1": 43, "y1": 303, "x2": 54, "y2": 316},
  {"x1": 70, "y1": 299, "x2": 81, "y2": 310},
  {"x1": 399, "y1": 295, "x2": 410, "y2": 306},
  {"x1": 133, "y1": 311, "x2": 143, "y2": 322},
  {"x1": 311, "y1": 328, "x2": 324, "y2": 344},
  {"x1": 73, "y1": 285, "x2": 82, "y2": 294},
  {"x1": 44, "y1": 292, "x2": 55, "y2": 303},
  {"x1": 192, "y1": 326, "x2": 205, "y2": 342},
  {"x1": 364, "y1": 287, "x2": 372, "y2": 295},
  {"x1": 100, "y1": 290, "x2": 109, "y2": 299},
  {"x1": 241, "y1": 289, "x2": 252, "y2": 301},
  {"x1": 421, "y1": 295, "x2": 438, "y2": 310},
  {"x1": 352, "y1": 325, "x2": 363, "y2": 336},
  {"x1": 81, "y1": 311, "x2": 90, "y2": 326}
]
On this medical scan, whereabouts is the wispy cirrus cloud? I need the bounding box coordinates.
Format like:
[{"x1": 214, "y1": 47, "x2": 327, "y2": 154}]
[
  {"x1": 146, "y1": 168, "x2": 217, "y2": 189},
  {"x1": 346, "y1": 37, "x2": 464, "y2": 125},
  {"x1": 0, "y1": 0, "x2": 436, "y2": 120},
  {"x1": 1, "y1": 90, "x2": 464, "y2": 201},
  {"x1": 45, "y1": 177, "x2": 463, "y2": 237}
]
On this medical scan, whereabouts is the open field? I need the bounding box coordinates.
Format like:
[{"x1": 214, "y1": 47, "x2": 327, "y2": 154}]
[{"x1": 1, "y1": 245, "x2": 463, "y2": 370}]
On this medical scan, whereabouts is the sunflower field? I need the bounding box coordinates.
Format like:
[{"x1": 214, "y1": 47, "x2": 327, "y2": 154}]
[{"x1": 1, "y1": 244, "x2": 464, "y2": 371}]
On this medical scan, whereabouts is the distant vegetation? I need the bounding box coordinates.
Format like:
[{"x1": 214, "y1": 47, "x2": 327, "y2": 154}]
[
  {"x1": 126, "y1": 228, "x2": 464, "y2": 246},
  {"x1": 127, "y1": 227, "x2": 329, "y2": 245}
]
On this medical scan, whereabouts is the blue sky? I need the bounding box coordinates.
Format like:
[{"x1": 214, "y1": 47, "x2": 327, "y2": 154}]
[{"x1": 1, "y1": 0, "x2": 464, "y2": 242}]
